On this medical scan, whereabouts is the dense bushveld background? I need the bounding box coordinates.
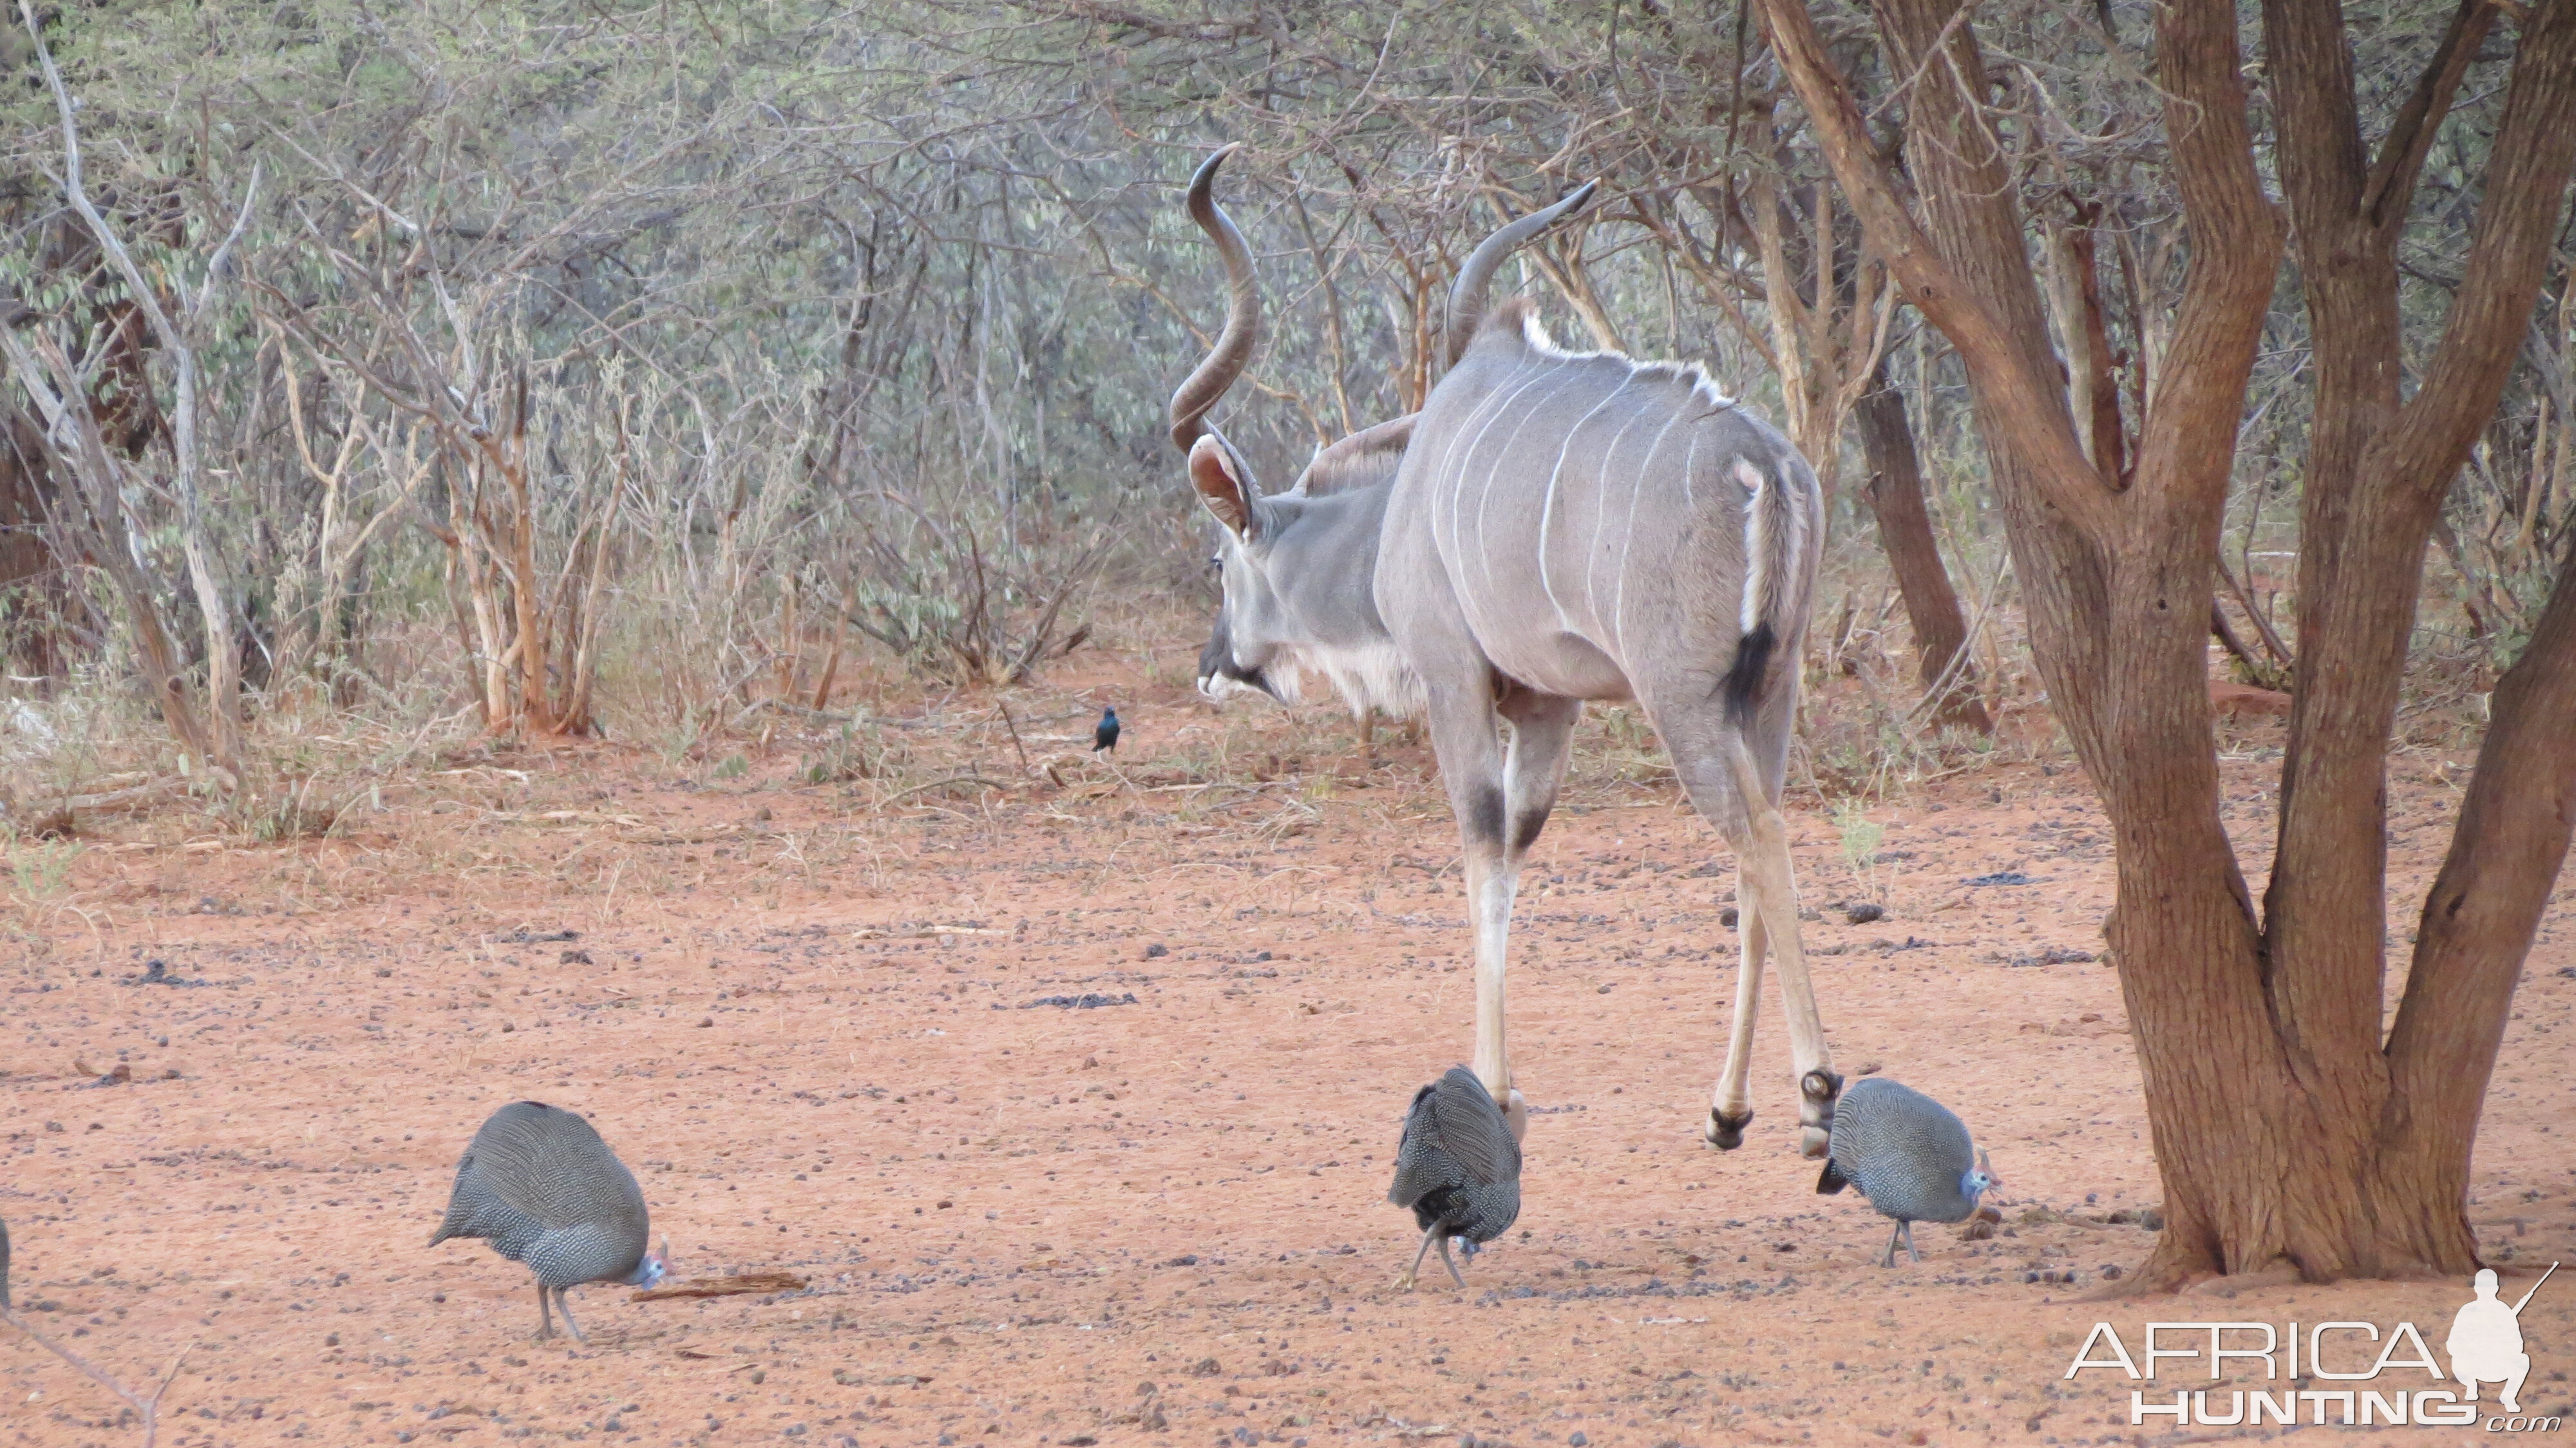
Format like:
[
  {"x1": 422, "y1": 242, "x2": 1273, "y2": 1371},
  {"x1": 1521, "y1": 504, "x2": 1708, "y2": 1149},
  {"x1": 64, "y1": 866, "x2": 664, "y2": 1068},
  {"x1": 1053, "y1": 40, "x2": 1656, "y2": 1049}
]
[{"x1": 0, "y1": 0, "x2": 2562, "y2": 846}]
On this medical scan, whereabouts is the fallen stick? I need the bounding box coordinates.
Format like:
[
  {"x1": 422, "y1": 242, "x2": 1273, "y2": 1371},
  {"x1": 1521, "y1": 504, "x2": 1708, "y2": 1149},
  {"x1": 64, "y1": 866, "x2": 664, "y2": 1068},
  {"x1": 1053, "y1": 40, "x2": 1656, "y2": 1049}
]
[{"x1": 632, "y1": 1272, "x2": 808, "y2": 1302}]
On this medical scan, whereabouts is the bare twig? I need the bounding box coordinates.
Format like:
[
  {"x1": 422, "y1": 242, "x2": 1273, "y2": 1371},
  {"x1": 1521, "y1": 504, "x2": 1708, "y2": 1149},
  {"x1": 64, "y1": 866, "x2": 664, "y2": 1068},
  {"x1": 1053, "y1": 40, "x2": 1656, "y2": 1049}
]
[{"x1": 2, "y1": 1217, "x2": 192, "y2": 1448}]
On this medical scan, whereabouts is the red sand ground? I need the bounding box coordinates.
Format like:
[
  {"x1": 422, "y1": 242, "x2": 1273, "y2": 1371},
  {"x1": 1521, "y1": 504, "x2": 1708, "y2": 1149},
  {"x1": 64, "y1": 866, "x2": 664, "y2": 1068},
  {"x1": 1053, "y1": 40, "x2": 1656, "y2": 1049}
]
[{"x1": 5, "y1": 649, "x2": 2570, "y2": 1448}]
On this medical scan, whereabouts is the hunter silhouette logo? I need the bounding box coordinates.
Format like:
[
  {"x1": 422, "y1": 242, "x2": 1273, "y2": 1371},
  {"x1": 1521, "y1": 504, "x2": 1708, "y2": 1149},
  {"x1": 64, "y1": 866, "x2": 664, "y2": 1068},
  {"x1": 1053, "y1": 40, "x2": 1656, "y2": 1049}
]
[
  {"x1": 2452, "y1": 1264, "x2": 2555, "y2": 1415},
  {"x1": 2065, "y1": 1261, "x2": 2561, "y2": 1430}
]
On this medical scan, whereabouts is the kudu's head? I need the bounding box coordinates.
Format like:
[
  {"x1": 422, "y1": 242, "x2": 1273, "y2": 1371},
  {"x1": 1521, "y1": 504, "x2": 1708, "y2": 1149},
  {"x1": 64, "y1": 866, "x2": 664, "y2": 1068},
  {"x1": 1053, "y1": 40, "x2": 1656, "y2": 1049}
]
[
  {"x1": 1171, "y1": 149, "x2": 1595, "y2": 706},
  {"x1": 1171, "y1": 146, "x2": 1398, "y2": 703}
]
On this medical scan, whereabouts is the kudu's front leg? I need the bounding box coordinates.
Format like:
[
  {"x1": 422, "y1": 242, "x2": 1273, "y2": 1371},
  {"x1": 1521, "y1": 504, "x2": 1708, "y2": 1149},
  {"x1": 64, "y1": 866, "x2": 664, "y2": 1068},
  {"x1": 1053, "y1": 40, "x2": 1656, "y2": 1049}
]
[
  {"x1": 1483, "y1": 694, "x2": 1578, "y2": 1138},
  {"x1": 1426, "y1": 685, "x2": 1541, "y2": 1137},
  {"x1": 1461, "y1": 841, "x2": 1524, "y2": 1136}
]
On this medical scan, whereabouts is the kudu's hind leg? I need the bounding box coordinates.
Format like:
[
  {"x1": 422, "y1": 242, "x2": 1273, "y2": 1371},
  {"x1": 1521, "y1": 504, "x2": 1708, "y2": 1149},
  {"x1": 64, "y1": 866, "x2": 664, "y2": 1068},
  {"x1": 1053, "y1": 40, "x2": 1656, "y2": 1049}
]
[
  {"x1": 1734, "y1": 757, "x2": 1838, "y2": 1157},
  {"x1": 1706, "y1": 865, "x2": 1768, "y2": 1148},
  {"x1": 1670, "y1": 723, "x2": 1838, "y2": 1157}
]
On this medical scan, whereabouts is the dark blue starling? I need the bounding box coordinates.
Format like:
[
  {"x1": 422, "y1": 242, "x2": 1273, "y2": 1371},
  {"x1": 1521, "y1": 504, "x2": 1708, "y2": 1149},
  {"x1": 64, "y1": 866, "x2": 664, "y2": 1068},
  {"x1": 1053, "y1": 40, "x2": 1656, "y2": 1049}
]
[
  {"x1": 1093, "y1": 707, "x2": 1121, "y2": 753},
  {"x1": 1817, "y1": 1076, "x2": 1996, "y2": 1266},
  {"x1": 1388, "y1": 1065, "x2": 1521, "y2": 1289}
]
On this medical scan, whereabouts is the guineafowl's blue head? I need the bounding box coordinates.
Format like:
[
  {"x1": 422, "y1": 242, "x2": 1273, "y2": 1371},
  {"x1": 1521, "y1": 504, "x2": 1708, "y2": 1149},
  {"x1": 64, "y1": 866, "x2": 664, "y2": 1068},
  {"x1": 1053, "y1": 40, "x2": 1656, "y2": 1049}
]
[
  {"x1": 1959, "y1": 1148, "x2": 1998, "y2": 1205},
  {"x1": 627, "y1": 1235, "x2": 671, "y2": 1288}
]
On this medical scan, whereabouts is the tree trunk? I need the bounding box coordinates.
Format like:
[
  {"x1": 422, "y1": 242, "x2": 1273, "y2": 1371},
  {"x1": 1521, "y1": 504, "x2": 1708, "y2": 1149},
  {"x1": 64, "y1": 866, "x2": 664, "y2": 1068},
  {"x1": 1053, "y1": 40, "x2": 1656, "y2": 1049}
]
[
  {"x1": 2373, "y1": 543, "x2": 2576, "y2": 1266},
  {"x1": 1853, "y1": 367, "x2": 1989, "y2": 732},
  {"x1": 0, "y1": 406, "x2": 69, "y2": 683},
  {"x1": 1759, "y1": 0, "x2": 2576, "y2": 1284},
  {"x1": 169, "y1": 348, "x2": 243, "y2": 770},
  {"x1": 2235, "y1": 0, "x2": 2576, "y2": 1281}
]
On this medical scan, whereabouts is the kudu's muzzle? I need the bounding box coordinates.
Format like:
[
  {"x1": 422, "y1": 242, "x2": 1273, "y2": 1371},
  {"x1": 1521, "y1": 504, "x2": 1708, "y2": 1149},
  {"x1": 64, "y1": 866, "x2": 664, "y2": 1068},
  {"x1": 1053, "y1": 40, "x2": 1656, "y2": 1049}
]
[{"x1": 1196, "y1": 614, "x2": 1281, "y2": 702}]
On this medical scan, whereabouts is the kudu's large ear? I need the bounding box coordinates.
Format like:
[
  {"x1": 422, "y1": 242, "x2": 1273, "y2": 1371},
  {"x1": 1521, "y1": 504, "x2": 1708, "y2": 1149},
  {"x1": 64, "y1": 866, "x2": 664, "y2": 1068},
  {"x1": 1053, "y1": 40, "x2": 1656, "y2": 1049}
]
[{"x1": 1189, "y1": 434, "x2": 1260, "y2": 542}]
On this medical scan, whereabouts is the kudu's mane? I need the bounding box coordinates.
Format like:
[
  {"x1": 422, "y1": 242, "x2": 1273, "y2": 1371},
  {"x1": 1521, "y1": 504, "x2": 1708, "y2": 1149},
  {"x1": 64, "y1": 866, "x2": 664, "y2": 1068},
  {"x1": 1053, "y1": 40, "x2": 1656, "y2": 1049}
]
[
  {"x1": 1474, "y1": 296, "x2": 1743, "y2": 417},
  {"x1": 1293, "y1": 415, "x2": 1417, "y2": 499}
]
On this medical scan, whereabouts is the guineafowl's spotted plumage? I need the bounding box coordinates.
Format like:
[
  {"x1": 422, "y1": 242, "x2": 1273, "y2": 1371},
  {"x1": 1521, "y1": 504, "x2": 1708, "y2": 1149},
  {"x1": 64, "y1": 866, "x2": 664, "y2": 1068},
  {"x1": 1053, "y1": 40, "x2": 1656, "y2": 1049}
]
[
  {"x1": 1388, "y1": 1066, "x2": 1521, "y2": 1288},
  {"x1": 1817, "y1": 1076, "x2": 1993, "y2": 1266},
  {"x1": 429, "y1": 1101, "x2": 666, "y2": 1340}
]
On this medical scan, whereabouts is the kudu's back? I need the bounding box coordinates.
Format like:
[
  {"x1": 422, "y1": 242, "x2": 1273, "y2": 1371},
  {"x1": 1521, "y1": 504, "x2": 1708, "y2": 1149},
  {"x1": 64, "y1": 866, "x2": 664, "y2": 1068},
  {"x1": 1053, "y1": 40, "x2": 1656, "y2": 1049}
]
[{"x1": 1382, "y1": 300, "x2": 1824, "y2": 719}]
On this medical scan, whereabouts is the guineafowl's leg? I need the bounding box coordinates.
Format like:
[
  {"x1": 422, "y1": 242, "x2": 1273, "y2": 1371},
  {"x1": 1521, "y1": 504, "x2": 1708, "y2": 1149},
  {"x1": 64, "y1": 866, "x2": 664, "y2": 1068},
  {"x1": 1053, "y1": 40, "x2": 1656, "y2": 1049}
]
[
  {"x1": 1397, "y1": 1224, "x2": 1444, "y2": 1291},
  {"x1": 1900, "y1": 1222, "x2": 1920, "y2": 1264},
  {"x1": 1436, "y1": 1235, "x2": 1468, "y2": 1290},
  {"x1": 535, "y1": 1284, "x2": 554, "y2": 1340},
  {"x1": 1880, "y1": 1223, "x2": 1903, "y2": 1268},
  {"x1": 553, "y1": 1287, "x2": 589, "y2": 1344}
]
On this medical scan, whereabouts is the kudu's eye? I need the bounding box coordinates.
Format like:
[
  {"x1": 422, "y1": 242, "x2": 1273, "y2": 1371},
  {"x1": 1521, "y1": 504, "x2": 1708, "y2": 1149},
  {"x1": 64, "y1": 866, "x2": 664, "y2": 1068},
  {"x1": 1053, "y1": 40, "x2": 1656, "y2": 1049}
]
[{"x1": 1208, "y1": 555, "x2": 1222, "y2": 573}]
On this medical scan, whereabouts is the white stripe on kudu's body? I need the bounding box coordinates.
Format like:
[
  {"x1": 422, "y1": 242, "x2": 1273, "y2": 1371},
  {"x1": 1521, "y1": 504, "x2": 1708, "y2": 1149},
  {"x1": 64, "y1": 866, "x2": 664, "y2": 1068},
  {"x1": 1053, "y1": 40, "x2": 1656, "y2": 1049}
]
[{"x1": 1170, "y1": 151, "x2": 1837, "y2": 1165}]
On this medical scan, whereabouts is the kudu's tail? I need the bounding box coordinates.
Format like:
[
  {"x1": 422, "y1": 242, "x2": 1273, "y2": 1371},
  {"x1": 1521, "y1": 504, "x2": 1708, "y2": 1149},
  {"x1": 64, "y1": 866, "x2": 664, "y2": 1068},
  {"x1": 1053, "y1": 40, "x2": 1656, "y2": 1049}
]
[{"x1": 1719, "y1": 455, "x2": 1817, "y2": 730}]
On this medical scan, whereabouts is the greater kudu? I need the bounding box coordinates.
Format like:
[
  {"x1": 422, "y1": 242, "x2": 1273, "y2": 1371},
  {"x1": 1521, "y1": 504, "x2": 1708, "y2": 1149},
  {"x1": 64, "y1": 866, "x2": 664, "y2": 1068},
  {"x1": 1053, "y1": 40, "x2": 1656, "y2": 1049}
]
[
  {"x1": 1177, "y1": 148, "x2": 1586, "y2": 727},
  {"x1": 1175, "y1": 155, "x2": 1835, "y2": 1177}
]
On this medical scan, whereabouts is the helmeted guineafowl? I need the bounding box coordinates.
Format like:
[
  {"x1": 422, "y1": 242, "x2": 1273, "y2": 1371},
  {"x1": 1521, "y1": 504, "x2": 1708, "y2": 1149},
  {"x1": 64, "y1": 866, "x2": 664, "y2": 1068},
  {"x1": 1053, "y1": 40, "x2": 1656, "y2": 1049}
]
[
  {"x1": 1817, "y1": 1076, "x2": 1996, "y2": 1266},
  {"x1": 428, "y1": 1101, "x2": 667, "y2": 1340},
  {"x1": 1388, "y1": 1065, "x2": 1521, "y2": 1289}
]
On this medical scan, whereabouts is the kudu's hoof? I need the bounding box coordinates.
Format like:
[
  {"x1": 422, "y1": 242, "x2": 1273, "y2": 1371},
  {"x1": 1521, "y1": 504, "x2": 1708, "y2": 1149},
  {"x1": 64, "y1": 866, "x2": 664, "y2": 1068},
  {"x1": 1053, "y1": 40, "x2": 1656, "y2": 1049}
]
[
  {"x1": 1798, "y1": 1069, "x2": 1843, "y2": 1159},
  {"x1": 1705, "y1": 1107, "x2": 1752, "y2": 1151}
]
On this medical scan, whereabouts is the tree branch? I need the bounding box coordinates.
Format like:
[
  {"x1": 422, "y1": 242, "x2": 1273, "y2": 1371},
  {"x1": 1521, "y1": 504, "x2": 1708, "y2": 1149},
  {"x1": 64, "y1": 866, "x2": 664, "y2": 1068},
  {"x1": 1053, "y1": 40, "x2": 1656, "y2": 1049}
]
[
  {"x1": 3, "y1": 1299, "x2": 191, "y2": 1448},
  {"x1": 2392, "y1": 0, "x2": 2576, "y2": 490},
  {"x1": 2360, "y1": 0, "x2": 2501, "y2": 229},
  {"x1": 2127, "y1": 0, "x2": 2285, "y2": 520},
  {"x1": 1754, "y1": 0, "x2": 2120, "y2": 540},
  {"x1": 2259, "y1": 0, "x2": 2372, "y2": 227},
  {"x1": 2377, "y1": 522, "x2": 2576, "y2": 1263}
]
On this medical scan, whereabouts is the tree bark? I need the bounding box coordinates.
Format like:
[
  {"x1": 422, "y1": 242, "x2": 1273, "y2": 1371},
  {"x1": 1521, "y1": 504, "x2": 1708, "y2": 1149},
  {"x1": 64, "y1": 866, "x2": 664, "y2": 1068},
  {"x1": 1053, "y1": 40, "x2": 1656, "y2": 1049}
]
[
  {"x1": 0, "y1": 405, "x2": 68, "y2": 682},
  {"x1": 1853, "y1": 367, "x2": 1990, "y2": 732},
  {"x1": 2374, "y1": 541, "x2": 2576, "y2": 1267},
  {"x1": 1757, "y1": 0, "x2": 2576, "y2": 1285}
]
